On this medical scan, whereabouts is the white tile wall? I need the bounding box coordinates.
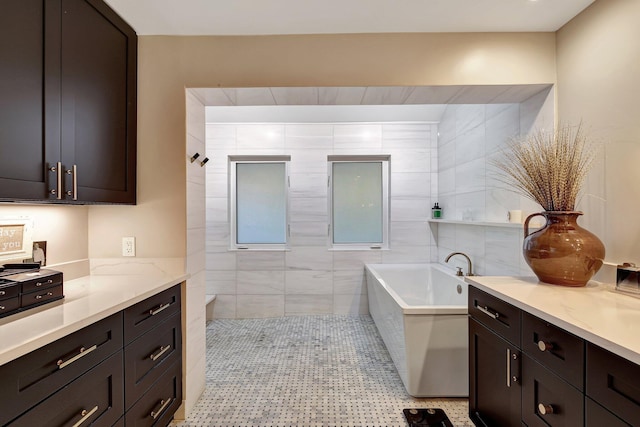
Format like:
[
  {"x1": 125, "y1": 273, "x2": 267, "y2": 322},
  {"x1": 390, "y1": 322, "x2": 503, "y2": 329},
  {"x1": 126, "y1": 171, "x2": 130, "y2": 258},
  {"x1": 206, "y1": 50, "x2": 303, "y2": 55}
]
[
  {"x1": 205, "y1": 122, "x2": 436, "y2": 318},
  {"x1": 184, "y1": 91, "x2": 207, "y2": 416},
  {"x1": 434, "y1": 90, "x2": 553, "y2": 275},
  {"x1": 203, "y1": 94, "x2": 553, "y2": 319}
]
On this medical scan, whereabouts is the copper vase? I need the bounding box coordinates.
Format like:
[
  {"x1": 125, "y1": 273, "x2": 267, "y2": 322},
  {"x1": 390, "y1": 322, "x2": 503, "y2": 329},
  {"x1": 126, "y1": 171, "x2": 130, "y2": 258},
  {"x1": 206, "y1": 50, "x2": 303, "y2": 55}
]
[{"x1": 523, "y1": 211, "x2": 605, "y2": 287}]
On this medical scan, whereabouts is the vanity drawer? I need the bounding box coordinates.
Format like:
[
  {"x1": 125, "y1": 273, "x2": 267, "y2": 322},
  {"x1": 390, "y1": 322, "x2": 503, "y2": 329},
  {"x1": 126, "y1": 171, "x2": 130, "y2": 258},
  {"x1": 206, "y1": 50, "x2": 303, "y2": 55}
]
[
  {"x1": 125, "y1": 359, "x2": 182, "y2": 427},
  {"x1": 8, "y1": 351, "x2": 124, "y2": 427},
  {"x1": 124, "y1": 312, "x2": 182, "y2": 409},
  {"x1": 0, "y1": 296, "x2": 20, "y2": 316},
  {"x1": 586, "y1": 397, "x2": 631, "y2": 427},
  {"x1": 586, "y1": 343, "x2": 640, "y2": 426},
  {"x1": 0, "y1": 312, "x2": 123, "y2": 425},
  {"x1": 522, "y1": 312, "x2": 584, "y2": 389},
  {"x1": 124, "y1": 285, "x2": 181, "y2": 345},
  {"x1": 522, "y1": 355, "x2": 584, "y2": 427},
  {"x1": 469, "y1": 286, "x2": 521, "y2": 346}
]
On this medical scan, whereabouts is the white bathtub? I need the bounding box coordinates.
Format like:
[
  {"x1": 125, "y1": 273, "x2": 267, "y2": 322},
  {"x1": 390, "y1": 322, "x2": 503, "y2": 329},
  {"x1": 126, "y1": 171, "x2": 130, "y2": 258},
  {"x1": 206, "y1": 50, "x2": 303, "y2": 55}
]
[{"x1": 365, "y1": 263, "x2": 468, "y2": 397}]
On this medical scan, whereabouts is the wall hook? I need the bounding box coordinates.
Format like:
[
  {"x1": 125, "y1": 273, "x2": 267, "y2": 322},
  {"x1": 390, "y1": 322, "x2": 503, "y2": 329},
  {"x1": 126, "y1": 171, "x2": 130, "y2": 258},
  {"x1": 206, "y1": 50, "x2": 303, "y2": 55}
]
[
  {"x1": 189, "y1": 152, "x2": 200, "y2": 163},
  {"x1": 199, "y1": 157, "x2": 210, "y2": 167}
]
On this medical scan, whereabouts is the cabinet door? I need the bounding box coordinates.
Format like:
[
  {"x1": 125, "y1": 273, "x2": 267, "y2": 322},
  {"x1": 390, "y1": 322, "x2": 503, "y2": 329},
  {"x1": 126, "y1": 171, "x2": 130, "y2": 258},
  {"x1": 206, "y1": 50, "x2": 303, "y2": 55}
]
[
  {"x1": 469, "y1": 318, "x2": 521, "y2": 427},
  {"x1": 60, "y1": 0, "x2": 136, "y2": 204},
  {"x1": 0, "y1": 0, "x2": 61, "y2": 201}
]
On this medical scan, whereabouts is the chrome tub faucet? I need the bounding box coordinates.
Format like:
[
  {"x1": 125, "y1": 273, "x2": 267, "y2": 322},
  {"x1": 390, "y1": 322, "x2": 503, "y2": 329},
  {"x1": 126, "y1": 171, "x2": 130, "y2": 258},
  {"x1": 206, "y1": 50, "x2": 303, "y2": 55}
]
[{"x1": 445, "y1": 252, "x2": 474, "y2": 277}]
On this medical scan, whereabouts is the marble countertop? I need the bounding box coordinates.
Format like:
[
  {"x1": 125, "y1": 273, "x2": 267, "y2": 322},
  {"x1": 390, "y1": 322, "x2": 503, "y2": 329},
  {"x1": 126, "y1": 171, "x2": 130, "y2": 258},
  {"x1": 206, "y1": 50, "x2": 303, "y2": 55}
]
[
  {"x1": 0, "y1": 272, "x2": 188, "y2": 366},
  {"x1": 465, "y1": 275, "x2": 640, "y2": 365}
]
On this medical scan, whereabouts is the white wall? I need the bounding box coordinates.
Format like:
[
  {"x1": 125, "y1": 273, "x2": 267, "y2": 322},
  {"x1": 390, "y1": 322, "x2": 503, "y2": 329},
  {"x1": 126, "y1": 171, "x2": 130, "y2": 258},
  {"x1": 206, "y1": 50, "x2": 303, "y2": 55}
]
[{"x1": 206, "y1": 122, "x2": 438, "y2": 318}]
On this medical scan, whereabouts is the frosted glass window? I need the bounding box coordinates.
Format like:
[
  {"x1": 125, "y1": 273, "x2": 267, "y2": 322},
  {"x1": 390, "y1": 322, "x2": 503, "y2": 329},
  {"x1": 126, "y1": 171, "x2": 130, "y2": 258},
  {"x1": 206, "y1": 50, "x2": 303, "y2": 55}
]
[
  {"x1": 330, "y1": 157, "x2": 389, "y2": 248},
  {"x1": 230, "y1": 157, "x2": 289, "y2": 249}
]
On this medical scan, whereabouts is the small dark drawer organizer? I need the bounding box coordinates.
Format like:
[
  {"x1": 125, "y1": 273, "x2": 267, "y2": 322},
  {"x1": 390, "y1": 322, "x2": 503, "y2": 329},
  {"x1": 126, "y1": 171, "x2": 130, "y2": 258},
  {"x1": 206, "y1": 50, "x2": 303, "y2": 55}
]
[{"x1": 0, "y1": 267, "x2": 64, "y2": 318}]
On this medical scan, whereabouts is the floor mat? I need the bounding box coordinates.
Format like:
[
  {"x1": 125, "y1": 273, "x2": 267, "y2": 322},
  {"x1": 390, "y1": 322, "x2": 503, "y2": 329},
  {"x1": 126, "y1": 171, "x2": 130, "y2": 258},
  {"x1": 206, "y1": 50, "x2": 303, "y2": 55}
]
[{"x1": 403, "y1": 408, "x2": 454, "y2": 427}]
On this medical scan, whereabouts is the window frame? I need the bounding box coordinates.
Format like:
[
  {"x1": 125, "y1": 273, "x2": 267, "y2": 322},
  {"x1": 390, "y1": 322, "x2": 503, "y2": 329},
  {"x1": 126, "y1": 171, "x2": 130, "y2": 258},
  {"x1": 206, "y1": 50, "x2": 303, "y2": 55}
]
[
  {"x1": 228, "y1": 155, "x2": 291, "y2": 251},
  {"x1": 327, "y1": 155, "x2": 390, "y2": 251}
]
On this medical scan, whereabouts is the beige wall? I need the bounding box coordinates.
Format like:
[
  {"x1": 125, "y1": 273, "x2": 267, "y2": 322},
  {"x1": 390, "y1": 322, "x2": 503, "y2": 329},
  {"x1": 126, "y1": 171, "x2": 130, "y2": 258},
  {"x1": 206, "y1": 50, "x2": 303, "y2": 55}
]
[
  {"x1": 87, "y1": 32, "x2": 557, "y2": 259},
  {"x1": 557, "y1": 0, "x2": 640, "y2": 263},
  {"x1": 0, "y1": 205, "x2": 88, "y2": 276}
]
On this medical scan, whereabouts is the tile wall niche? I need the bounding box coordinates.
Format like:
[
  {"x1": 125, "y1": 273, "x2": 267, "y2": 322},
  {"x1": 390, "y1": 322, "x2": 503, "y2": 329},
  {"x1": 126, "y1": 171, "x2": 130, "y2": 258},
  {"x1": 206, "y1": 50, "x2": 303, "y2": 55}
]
[
  {"x1": 205, "y1": 122, "x2": 438, "y2": 318},
  {"x1": 435, "y1": 89, "x2": 555, "y2": 276}
]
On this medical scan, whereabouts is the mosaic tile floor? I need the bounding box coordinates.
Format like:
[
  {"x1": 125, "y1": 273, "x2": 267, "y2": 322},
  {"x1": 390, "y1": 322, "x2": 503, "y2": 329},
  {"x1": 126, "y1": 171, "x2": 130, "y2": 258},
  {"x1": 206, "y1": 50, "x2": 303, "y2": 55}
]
[{"x1": 174, "y1": 315, "x2": 474, "y2": 427}]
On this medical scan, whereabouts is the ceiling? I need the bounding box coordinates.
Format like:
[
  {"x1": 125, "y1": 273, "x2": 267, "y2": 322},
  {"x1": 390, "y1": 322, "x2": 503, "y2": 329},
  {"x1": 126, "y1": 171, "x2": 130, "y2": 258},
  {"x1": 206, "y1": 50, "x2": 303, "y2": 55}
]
[{"x1": 104, "y1": 0, "x2": 596, "y2": 36}]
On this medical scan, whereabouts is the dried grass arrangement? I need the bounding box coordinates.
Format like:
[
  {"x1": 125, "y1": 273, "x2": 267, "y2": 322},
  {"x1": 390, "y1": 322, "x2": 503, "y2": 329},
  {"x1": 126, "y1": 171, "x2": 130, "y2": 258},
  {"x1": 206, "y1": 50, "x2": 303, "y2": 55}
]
[{"x1": 492, "y1": 123, "x2": 596, "y2": 212}]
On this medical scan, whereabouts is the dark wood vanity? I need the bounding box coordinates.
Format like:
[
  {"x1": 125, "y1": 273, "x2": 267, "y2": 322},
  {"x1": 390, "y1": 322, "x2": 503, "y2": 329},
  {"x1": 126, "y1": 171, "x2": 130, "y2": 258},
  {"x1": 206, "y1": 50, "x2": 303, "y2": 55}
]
[
  {"x1": 0, "y1": 284, "x2": 182, "y2": 426},
  {"x1": 468, "y1": 283, "x2": 640, "y2": 427}
]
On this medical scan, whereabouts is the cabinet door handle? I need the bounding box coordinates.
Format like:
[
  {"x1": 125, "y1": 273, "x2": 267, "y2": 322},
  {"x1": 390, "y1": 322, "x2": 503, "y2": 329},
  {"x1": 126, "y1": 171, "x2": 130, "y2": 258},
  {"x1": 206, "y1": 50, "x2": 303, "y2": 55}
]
[
  {"x1": 538, "y1": 403, "x2": 554, "y2": 415},
  {"x1": 35, "y1": 279, "x2": 54, "y2": 287},
  {"x1": 150, "y1": 398, "x2": 172, "y2": 419},
  {"x1": 35, "y1": 291, "x2": 54, "y2": 300},
  {"x1": 477, "y1": 304, "x2": 500, "y2": 320},
  {"x1": 66, "y1": 164, "x2": 78, "y2": 200},
  {"x1": 537, "y1": 340, "x2": 554, "y2": 352},
  {"x1": 71, "y1": 405, "x2": 99, "y2": 427},
  {"x1": 506, "y1": 348, "x2": 511, "y2": 387},
  {"x1": 150, "y1": 344, "x2": 171, "y2": 361},
  {"x1": 57, "y1": 344, "x2": 98, "y2": 369},
  {"x1": 149, "y1": 302, "x2": 171, "y2": 316},
  {"x1": 50, "y1": 161, "x2": 63, "y2": 199},
  {"x1": 506, "y1": 349, "x2": 519, "y2": 387}
]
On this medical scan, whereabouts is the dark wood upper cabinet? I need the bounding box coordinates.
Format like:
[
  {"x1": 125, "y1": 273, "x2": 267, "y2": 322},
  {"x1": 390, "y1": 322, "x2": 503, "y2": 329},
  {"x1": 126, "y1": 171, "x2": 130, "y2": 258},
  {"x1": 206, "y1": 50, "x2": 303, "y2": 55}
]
[
  {"x1": 0, "y1": 0, "x2": 136, "y2": 204},
  {"x1": 0, "y1": 0, "x2": 58, "y2": 200}
]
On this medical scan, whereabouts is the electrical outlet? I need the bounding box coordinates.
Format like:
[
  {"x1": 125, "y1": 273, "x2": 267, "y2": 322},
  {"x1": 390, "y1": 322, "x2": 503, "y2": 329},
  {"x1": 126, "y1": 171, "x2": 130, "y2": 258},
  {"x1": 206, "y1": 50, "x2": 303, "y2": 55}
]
[{"x1": 122, "y1": 236, "x2": 135, "y2": 257}]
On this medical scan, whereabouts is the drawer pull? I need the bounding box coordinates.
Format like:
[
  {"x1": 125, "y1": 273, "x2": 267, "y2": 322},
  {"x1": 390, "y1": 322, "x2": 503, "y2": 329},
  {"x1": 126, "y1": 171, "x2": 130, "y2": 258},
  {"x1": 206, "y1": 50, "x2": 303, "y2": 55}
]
[
  {"x1": 506, "y1": 348, "x2": 511, "y2": 387},
  {"x1": 71, "y1": 405, "x2": 98, "y2": 427},
  {"x1": 477, "y1": 304, "x2": 500, "y2": 320},
  {"x1": 35, "y1": 279, "x2": 54, "y2": 287},
  {"x1": 35, "y1": 292, "x2": 54, "y2": 300},
  {"x1": 0, "y1": 290, "x2": 5, "y2": 296},
  {"x1": 537, "y1": 340, "x2": 554, "y2": 352},
  {"x1": 538, "y1": 403, "x2": 554, "y2": 415},
  {"x1": 0, "y1": 305, "x2": 4, "y2": 310},
  {"x1": 57, "y1": 344, "x2": 98, "y2": 369},
  {"x1": 150, "y1": 397, "x2": 172, "y2": 419},
  {"x1": 149, "y1": 302, "x2": 171, "y2": 316},
  {"x1": 150, "y1": 344, "x2": 171, "y2": 361}
]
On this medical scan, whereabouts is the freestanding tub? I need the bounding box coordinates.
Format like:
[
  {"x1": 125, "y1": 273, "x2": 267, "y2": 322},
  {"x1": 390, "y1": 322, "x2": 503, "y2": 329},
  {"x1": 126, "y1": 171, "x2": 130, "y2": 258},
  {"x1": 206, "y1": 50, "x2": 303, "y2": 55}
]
[{"x1": 365, "y1": 263, "x2": 468, "y2": 397}]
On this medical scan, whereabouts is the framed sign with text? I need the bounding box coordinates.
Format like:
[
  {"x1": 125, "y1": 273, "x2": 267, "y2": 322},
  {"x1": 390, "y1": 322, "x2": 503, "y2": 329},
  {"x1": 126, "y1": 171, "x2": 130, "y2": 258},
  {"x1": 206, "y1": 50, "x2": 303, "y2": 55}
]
[{"x1": 0, "y1": 218, "x2": 34, "y2": 262}]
